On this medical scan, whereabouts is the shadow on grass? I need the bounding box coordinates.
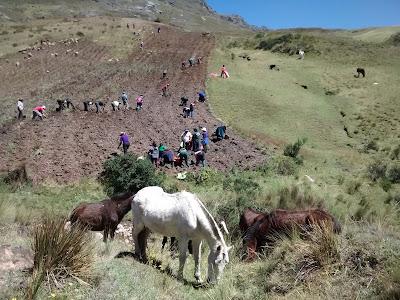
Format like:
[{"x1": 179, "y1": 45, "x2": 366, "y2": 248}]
[{"x1": 114, "y1": 251, "x2": 212, "y2": 289}]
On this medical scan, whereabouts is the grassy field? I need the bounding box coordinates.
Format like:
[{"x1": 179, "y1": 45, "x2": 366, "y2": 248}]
[{"x1": 0, "y1": 12, "x2": 400, "y2": 300}]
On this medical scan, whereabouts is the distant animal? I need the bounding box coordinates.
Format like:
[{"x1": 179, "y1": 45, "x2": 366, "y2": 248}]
[
  {"x1": 131, "y1": 186, "x2": 232, "y2": 284},
  {"x1": 299, "y1": 49, "x2": 305, "y2": 59},
  {"x1": 356, "y1": 68, "x2": 365, "y2": 78},
  {"x1": 240, "y1": 208, "x2": 341, "y2": 262},
  {"x1": 269, "y1": 65, "x2": 276, "y2": 70},
  {"x1": 247, "y1": 57, "x2": 251, "y2": 61},
  {"x1": 301, "y1": 85, "x2": 308, "y2": 89},
  {"x1": 69, "y1": 192, "x2": 135, "y2": 242}
]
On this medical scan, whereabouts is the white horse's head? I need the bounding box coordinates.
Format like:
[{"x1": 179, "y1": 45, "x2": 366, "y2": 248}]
[{"x1": 207, "y1": 244, "x2": 233, "y2": 283}]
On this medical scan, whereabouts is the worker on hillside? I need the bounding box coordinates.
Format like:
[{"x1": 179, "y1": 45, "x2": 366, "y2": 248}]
[
  {"x1": 192, "y1": 128, "x2": 200, "y2": 152},
  {"x1": 195, "y1": 148, "x2": 206, "y2": 167},
  {"x1": 180, "y1": 97, "x2": 188, "y2": 106},
  {"x1": 183, "y1": 106, "x2": 190, "y2": 118},
  {"x1": 201, "y1": 127, "x2": 208, "y2": 152},
  {"x1": 216, "y1": 126, "x2": 227, "y2": 141},
  {"x1": 148, "y1": 141, "x2": 159, "y2": 168},
  {"x1": 111, "y1": 101, "x2": 121, "y2": 111},
  {"x1": 161, "y1": 148, "x2": 174, "y2": 168},
  {"x1": 65, "y1": 98, "x2": 75, "y2": 109},
  {"x1": 198, "y1": 92, "x2": 206, "y2": 102},
  {"x1": 221, "y1": 65, "x2": 228, "y2": 78},
  {"x1": 118, "y1": 132, "x2": 130, "y2": 154},
  {"x1": 32, "y1": 105, "x2": 47, "y2": 120},
  {"x1": 181, "y1": 129, "x2": 192, "y2": 150},
  {"x1": 162, "y1": 83, "x2": 170, "y2": 97},
  {"x1": 163, "y1": 69, "x2": 167, "y2": 78},
  {"x1": 133, "y1": 23, "x2": 135, "y2": 29},
  {"x1": 181, "y1": 60, "x2": 186, "y2": 68},
  {"x1": 95, "y1": 100, "x2": 106, "y2": 113},
  {"x1": 189, "y1": 57, "x2": 194, "y2": 67},
  {"x1": 83, "y1": 100, "x2": 93, "y2": 111},
  {"x1": 121, "y1": 91, "x2": 128, "y2": 110},
  {"x1": 189, "y1": 102, "x2": 195, "y2": 118},
  {"x1": 136, "y1": 95, "x2": 144, "y2": 110},
  {"x1": 140, "y1": 41, "x2": 144, "y2": 51},
  {"x1": 178, "y1": 146, "x2": 190, "y2": 168},
  {"x1": 158, "y1": 27, "x2": 161, "y2": 33},
  {"x1": 17, "y1": 99, "x2": 24, "y2": 120},
  {"x1": 197, "y1": 57, "x2": 203, "y2": 64},
  {"x1": 56, "y1": 99, "x2": 66, "y2": 111}
]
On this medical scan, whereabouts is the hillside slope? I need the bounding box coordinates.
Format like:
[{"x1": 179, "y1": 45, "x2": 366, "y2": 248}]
[{"x1": 0, "y1": 23, "x2": 266, "y2": 183}]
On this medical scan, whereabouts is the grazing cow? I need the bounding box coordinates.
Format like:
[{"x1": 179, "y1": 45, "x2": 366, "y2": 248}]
[
  {"x1": 69, "y1": 192, "x2": 135, "y2": 242},
  {"x1": 240, "y1": 208, "x2": 341, "y2": 262},
  {"x1": 269, "y1": 65, "x2": 276, "y2": 70},
  {"x1": 356, "y1": 68, "x2": 365, "y2": 78}
]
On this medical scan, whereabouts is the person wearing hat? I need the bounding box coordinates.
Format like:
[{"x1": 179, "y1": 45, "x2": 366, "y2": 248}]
[
  {"x1": 83, "y1": 100, "x2": 93, "y2": 111},
  {"x1": 95, "y1": 100, "x2": 106, "y2": 114},
  {"x1": 118, "y1": 132, "x2": 130, "y2": 154},
  {"x1": 198, "y1": 92, "x2": 206, "y2": 102},
  {"x1": 201, "y1": 127, "x2": 208, "y2": 153},
  {"x1": 32, "y1": 105, "x2": 47, "y2": 120},
  {"x1": 17, "y1": 99, "x2": 24, "y2": 120}
]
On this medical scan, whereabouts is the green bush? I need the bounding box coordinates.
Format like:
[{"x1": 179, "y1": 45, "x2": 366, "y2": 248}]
[
  {"x1": 367, "y1": 161, "x2": 387, "y2": 182},
  {"x1": 387, "y1": 164, "x2": 400, "y2": 183},
  {"x1": 223, "y1": 173, "x2": 260, "y2": 196},
  {"x1": 275, "y1": 156, "x2": 298, "y2": 176},
  {"x1": 99, "y1": 153, "x2": 164, "y2": 195},
  {"x1": 283, "y1": 138, "x2": 307, "y2": 164},
  {"x1": 76, "y1": 31, "x2": 84, "y2": 37}
]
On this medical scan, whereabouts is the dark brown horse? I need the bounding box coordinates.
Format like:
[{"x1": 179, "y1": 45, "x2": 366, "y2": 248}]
[
  {"x1": 69, "y1": 192, "x2": 135, "y2": 242},
  {"x1": 240, "y1": 208, "x2": 341, "y2": 261}
]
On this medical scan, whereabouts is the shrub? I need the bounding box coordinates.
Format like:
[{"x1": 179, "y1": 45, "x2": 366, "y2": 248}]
[
  {"x1": 99, "y1": 153, "x2": 164, "y2": 195},
  {"x1": 223, "y1": 173, "x2": 260, "y2": 196},
  {"x1": 76, "y1": 31, "x2": 84, "y2": 37},
  {"x1": 347, "y1": 180, "x2": 362, "y2": 195},
  {"x1": 387, "y1": 164, "x2": 400, "y2": 183},
  {"x1": 12, "y1": 42, "x2": 18, "y2": 47},
  {"x1": 275, "y1": 156, "x2": 298, "y2": 176},
  {"x1": 154, "y1": 17, "x2": 161, "y2": 23},
  {"x1": 231, "y1": 52, "x2": 235, "y2": 60},
  {"x1": 4, "y1": 163, "x2": 31, "y2": 190},
  {"x1": 283, "y1": 138, "x2": 307, "y2": 164},
  {"x1": 390, "y1": 144, "x2": 400, "y2": 160},
  {"x1": 191, "y1": 167, "x2": 223, "y2": 186},
  {"x1": 367, "y1": 161, "x2": 387, "y2": 182},
  {"x1": 27, "y1": 216, "x2": 94, "y2": 299}
]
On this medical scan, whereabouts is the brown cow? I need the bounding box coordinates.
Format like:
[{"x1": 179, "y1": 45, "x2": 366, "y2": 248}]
[
  {"x1": 240, "y1": 208, "x2": 341, "y2": 262},
  {"x1": 69, "y1": 192, "x2": 134, "y2": 242},
  {"x1": 356, "y1": 68, "x2": 365, "y2": 78}
]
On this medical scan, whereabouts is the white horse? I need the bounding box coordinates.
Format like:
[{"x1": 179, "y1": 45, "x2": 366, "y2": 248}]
[
  {"x1": 131, "y1": 186, "x2": 233, "y2": 284},
  {"x1": 299, "y1": 49, "x2": 305, "y2": 59}
]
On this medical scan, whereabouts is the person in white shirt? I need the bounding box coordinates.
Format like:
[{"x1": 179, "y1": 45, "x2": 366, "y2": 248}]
[{"x1": 17, "y1": 99, "x2": 24, "y2": 120}]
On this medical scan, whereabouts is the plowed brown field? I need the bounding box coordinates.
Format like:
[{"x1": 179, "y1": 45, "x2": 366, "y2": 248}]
[{"x1": 0, "y1": 25, "x2": 266, "y2": 184}]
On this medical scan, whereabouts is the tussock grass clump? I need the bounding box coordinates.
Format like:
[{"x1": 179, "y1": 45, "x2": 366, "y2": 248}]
[
  {"x1": 27, "y1": 217, "x2": 94, "y2": 299},
  {"x1": 4, "y1": 163, "x2": 31, "y2": 190}
]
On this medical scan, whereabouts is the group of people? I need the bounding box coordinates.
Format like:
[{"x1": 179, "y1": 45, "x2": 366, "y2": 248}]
[{"x1": 182, "y1": 56, "x2": 203, "y2": 68}]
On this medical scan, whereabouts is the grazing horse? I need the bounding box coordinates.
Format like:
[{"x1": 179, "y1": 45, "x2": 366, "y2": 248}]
[
  {"x1": 69, "y1": 192, "x2": 135, "y2": 242},
  {"x1": 240, "y1": 208, "x2": 341, "y2": 262},
  {"x1": 356, "y1": 68, "x2": 365, "y2": 77},
  {"x1": 131, "y1": 186, "x2": 233, "y2": 284}
]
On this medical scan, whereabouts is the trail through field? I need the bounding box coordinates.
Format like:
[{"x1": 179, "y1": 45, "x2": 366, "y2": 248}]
[{"x1": 0, "y1": 25, "x2": 266, "y2": 183}]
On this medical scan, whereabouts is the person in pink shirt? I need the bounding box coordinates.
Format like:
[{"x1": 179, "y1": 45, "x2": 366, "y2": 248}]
[{"x1": 32, "y1": 106, "x2": 47, "y2": 120}]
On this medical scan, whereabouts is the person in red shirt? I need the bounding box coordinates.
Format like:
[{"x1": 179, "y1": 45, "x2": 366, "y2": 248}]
[
  {"x1": 32, "y1": 106, "x2": 47, "y2": 120},
  {"x1": 162, "y1": 83, "x2": 169, "y2": 97},
  {"x1": 221, "y1": 65, "x2": 227, "y2": 78}
]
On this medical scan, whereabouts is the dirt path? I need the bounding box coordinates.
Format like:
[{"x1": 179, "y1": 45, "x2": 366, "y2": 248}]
[{"x1": 0, "y1": 26, "x2": 266, "y2": 184}]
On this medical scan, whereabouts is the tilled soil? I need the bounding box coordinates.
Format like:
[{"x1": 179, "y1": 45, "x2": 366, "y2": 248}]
[{"x1": 0, "y1": 25, "x2": 267, "y2": 184}]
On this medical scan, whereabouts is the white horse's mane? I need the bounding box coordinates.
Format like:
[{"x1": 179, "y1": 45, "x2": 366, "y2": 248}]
[{"x1": 188, "y1": 192, "x2": 227, "y2": 247}]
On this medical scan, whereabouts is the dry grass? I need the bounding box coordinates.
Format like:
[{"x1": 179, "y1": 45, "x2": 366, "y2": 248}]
[{"x1": 27, "y1": 216, "x2": 94, "y2": 299}]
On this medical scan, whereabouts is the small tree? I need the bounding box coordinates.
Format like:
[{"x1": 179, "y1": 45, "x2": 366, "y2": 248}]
[
  {"x1": 99, "y1": 153, "x2": 164, "y2": 195},
  {"x1": 284, "y1": 138, "x2": 307, "y2": 164}
]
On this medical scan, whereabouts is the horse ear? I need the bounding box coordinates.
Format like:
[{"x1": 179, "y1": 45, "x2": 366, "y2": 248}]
[
  {"x1": 219, "y1": 220, "x2": 229, "y2": 235},
  {"x1": 226, "y1": 245, "x2": 234, "y2": 253},
  {"x1": 216, "y1": 245, "x2": 222, "y2": 252}
]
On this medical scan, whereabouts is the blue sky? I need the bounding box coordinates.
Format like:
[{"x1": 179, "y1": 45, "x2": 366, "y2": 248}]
[{"x1": 206, "y1": 0, "x2": 400, "y2": 29}]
